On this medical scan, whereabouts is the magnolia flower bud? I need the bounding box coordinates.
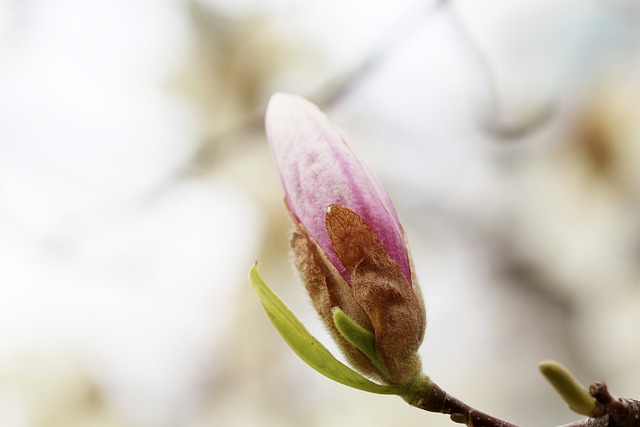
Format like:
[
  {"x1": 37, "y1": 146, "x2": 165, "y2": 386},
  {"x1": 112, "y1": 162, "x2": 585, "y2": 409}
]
[{"x1": 266, "y1": 93, "x2": 426, "y2": 386}]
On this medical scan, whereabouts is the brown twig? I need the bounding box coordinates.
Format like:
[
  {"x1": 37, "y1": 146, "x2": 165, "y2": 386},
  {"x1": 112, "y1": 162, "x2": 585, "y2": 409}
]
[
  {"x1": 411, "y1": 381, "x2": 521, "y2": 427},
  {"x1": 411, "y1": 378, "x2": 640, "y2": 427},
  {"x1": 590, "y1": 381, "x2": 640, "y2": 427}
]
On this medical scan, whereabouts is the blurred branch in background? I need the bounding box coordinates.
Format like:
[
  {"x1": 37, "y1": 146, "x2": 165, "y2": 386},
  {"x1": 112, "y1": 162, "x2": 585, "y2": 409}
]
[
  {"x1": 184, "y1": 0, "x2": 565, "y2": 178},
  {"x1": 185, "y1": 0, "x2": 448, "y2": 172},
  {"x1": 444, "y1": 2, "x2": 555, "y2": 141}
]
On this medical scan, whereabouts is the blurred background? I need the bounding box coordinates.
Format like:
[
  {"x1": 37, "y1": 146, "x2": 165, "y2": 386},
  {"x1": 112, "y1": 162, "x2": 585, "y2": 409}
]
[{"x1": 1, "y1": 0, "x2": 640, "y2": 426}]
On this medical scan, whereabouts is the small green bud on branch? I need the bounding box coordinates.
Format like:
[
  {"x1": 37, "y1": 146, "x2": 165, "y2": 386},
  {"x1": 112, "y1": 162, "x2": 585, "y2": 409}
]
[{"x1": 539, "y1": 360, "x2": 596, "y2": 416}]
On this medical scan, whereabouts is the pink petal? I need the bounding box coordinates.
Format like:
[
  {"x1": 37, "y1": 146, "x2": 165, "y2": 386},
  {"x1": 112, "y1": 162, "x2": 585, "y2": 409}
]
[{"x1": 266, "y1": 93, "x2": 411, "y2": 285}]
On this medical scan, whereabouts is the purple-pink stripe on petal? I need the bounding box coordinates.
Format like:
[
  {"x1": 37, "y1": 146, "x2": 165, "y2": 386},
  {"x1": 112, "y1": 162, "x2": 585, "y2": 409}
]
[{"x1": 265, "y1": 93, "x2": 411, "y2": 286}]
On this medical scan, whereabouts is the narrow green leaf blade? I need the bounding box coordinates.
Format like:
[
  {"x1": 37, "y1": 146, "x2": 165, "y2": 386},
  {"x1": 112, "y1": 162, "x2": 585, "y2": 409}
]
[{"x1": 249, "y1": 264, "x2": 400, "y2": 395}]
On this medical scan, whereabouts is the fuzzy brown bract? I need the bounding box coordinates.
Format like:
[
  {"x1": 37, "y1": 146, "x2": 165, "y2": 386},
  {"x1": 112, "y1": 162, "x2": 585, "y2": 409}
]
[{"x1": 290, "y1": 205, "x2": 426, "y2": 386}]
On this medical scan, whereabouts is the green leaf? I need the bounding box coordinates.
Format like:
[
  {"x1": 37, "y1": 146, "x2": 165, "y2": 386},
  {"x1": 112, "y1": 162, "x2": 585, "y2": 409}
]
[
  {"x1": 249, "y1": 264, "x2": 400, "y2": 395},
  {"x1": 332, "y1": 308, "x2": 387, "y2": 379},
  {"x1": 539, "y1": 360, "x2": 596, "y2": 416}
]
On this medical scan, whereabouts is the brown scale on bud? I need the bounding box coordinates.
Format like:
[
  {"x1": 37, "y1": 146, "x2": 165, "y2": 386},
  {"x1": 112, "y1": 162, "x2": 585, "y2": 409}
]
[{"x1": 325, "y1": 205, "x2": 385, "y2": 272}]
